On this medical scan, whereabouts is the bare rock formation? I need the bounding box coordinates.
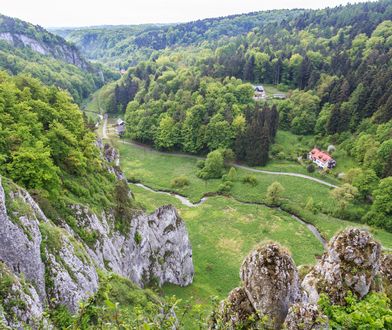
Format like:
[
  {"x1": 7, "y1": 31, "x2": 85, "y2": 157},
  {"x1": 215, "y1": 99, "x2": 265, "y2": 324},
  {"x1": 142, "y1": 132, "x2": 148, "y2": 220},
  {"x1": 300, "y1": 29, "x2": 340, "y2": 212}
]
[
  {"x1": 283, "y1": 303, "x2": 328, "y2": 330},
  {"x1": 209, "y1": 287, "x2": 256, "y2": 329},
  {"x1": 211, "y1": 243, "x2": 301, "y2": 329},
  {"x1": 0, "y1": 176, "x2": 194, "y2": 326},
  {"x1": 240, "y1": 243, "x2": 301, "y2": 328},
  {"x1": 302, "y1": 228, "x2": 381, "y2": 304}
]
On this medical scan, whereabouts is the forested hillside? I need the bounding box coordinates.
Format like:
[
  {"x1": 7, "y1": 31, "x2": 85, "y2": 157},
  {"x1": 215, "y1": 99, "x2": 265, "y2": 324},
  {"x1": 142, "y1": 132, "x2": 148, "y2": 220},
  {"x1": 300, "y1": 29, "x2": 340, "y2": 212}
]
[
  {"x1": 54, "y1": 9, "x2": 306, "y2": 68},
  {"x1": 91, "y1": 0, "x2": 392, "y2": 233},
  {"x1": 0, "y1": 14, "x2": 118, "y2": 102}
]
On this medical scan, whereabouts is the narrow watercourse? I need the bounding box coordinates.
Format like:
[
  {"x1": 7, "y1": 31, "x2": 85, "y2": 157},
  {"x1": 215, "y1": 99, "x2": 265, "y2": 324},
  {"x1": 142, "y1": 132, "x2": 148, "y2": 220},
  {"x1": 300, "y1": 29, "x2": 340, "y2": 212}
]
[{"x1": 130, "y1": 181, "x2": 328, "y2": 249}]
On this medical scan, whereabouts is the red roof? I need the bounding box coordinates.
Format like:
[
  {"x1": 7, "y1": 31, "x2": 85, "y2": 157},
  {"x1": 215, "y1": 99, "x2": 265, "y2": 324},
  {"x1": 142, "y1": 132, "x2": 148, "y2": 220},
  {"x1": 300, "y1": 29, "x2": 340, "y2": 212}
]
[{"x1": 310, "y1": 148, "x2": 333, "y2": 162}]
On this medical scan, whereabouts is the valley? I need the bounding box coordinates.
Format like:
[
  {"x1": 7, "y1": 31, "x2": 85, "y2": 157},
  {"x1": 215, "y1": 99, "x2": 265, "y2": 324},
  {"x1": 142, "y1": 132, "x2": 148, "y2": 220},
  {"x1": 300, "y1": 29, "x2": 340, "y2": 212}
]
[{"x1": 0, "y1": 1, "x2": 392, "y2": 328}]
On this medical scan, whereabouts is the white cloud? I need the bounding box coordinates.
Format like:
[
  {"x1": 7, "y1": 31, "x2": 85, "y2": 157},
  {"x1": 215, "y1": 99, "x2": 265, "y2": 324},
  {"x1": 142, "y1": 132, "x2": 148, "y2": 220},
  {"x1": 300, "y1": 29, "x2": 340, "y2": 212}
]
[{"x1": 0, "y1": 0, "x2": 375, "y2": 27}]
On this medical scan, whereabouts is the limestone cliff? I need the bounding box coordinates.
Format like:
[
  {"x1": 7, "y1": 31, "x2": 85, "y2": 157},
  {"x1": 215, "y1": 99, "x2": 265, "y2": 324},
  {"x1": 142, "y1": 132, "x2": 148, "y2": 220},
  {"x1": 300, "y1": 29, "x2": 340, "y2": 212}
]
[
  {"x1": 210, "y1": 228, "x2": 387, "y2": 330},
  {"x1": 0, "y1": 176, "x2": 194, "y2": 328},
  {"x1": 0, "y1": 13, "x2": 90, "y2": 71}
]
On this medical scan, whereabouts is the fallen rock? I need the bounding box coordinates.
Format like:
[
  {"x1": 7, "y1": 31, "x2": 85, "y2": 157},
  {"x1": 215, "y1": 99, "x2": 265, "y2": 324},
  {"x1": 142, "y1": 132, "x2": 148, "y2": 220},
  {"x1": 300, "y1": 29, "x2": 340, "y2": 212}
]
[
  {"x1": 240, "y1": 243, "x2": 301, "y2": 329},
  {"x1": 302, "y1": 228, "x2": 381, "y2": 305},
  {"x1": 283, "y1": 303, "x2": 328, "y2": 330}
]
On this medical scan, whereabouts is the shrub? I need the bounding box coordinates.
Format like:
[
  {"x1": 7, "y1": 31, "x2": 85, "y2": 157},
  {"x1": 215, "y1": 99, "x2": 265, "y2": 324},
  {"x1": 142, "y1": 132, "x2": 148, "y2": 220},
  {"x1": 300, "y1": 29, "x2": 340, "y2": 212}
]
[
  {"x1": 196, "y1": 160, "x2": 205, "y2": 169},
  {"x1": 266, "y1": 181, "x2": 285, "y2": 205},
  {"x1": 218, "y1": 181, "x2": 233, "y2": 194},
  {"x1": 319, "y1": 292, "x2": 392, "y2": 329},
  {"x1": 242, "y1": 175, "x2": 258, "y2": 186},
  {"x1": 171, "y1": 176, "x2": 190, "y2": 188},
  {"x1": 197, "y1": 150, "x2": 224, "y2": 179},
  {"x1": 134, "y1": 231, "x2": 142, "y2": 245},
  {"x1": 307, "y1": 164, "x2": 315, "y2": 173}
]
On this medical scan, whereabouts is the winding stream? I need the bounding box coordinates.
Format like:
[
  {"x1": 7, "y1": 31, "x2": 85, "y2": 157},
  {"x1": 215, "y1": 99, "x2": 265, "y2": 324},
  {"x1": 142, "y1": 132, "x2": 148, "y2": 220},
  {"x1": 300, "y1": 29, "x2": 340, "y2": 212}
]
[{"x1": 131, "y1": 182, "x2": 327, "y2": 249}]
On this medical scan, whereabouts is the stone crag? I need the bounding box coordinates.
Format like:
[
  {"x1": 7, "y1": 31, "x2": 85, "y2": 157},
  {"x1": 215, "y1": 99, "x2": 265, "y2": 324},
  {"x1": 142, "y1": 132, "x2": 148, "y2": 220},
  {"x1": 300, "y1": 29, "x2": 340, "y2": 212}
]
[
  {"x1": 210, "y1": 228, "x2": 387, "y2": 330},
  {"x1": 0, "y1": 176, "x2": 194, "y2": 328}
]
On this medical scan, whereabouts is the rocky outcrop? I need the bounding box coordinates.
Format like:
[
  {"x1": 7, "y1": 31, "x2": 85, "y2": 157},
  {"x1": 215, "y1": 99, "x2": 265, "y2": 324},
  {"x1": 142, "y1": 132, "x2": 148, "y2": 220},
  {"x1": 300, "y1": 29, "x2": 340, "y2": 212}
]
[
  {"x1": 72, "y1": 204, "x2": 194, "y2": 287},
  {"x1": 211, "y1": 229, "x2": 386, "y2": 329},
  {"x1": 283, "y1": 303, "x2": 328, "y2": 330},
  {"x1": 0, "y1": 31, "x2": 90, "y2": 70},
  {"x1": 96, "y1": 139, "x2": 124, "y2": 180},
  {"x1": 380, "y1": 253, "x2": 392, "y2": 283},
  {"x1": 209, "y1": 287, "x2": 256, "y2": 329},
  {"x1": 211, "y1": 243, "x2": 301, "y2": 330},
  {"x1": 240, "y1": 244, "x2": 301, "y2": 329},
  {"x1": 0, "y1": 177, "x2": 47, "y2": 300},
  {"x1": 0, "y1": 262, "x2": 48, "y2": 329},
  {"x1": 0, "y1": 175, "x2": 194, "y2": 326},
  {"x1": 302, "y1": 228, "x2": 381, "y2": 304}
]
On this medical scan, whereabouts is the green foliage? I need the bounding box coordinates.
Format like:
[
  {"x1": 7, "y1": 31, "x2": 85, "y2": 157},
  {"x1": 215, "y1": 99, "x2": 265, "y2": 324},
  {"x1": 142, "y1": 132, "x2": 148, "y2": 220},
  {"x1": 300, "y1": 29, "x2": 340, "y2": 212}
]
[
  {"x1": 319, "y1": 292, "x2": 392, "y2": 329},
  {"x1": 307, "y1": 164, "x2": 315, "y2": 173},
  {"x1": 217, "y1": 181, "x2": 233, "y2": 194},
  {"x1": 266, "y1": 181, "x2": 285, "y2": 205},
  {"x1": 197, "y1": 150, "x2": 224, "y2": 180},
  {"x1": 330, "y1": 184, "x2": 358, "y2": 212},
  {"x1": 171, "y1": 176, "x2": 190, "y2": 188},
  {"x1": 114, "y1": 180, "x2": 135, "y2": 234},
  {"x1": 241, "y1": 175, "x2": 258, "y2": 186}
]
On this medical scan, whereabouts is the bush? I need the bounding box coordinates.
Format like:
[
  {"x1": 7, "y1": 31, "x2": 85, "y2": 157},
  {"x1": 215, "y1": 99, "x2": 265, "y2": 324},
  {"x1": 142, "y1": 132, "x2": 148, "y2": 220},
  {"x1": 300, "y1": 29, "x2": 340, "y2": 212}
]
[
  {"x1": 319, "y1": 292, "x2": 392, "y2": 329},
  {"x1": 242, "y1": 175, "x2": 258, "y2": 186},
  {"x1": 196, "y1": 160, "x2": 205, "y2": 169},
  {"x1": 197, "y1": 150, "x2": 224, "y2": 179},
  {"x1": 307, "y1": 164, "x2": 315, "y2": 173},
  {"x1": 218, "y1": 181, "x2": 233, "y2": 194},
  {"x1": 171, "y1": 176, "x2": 190, "y2": 188}
]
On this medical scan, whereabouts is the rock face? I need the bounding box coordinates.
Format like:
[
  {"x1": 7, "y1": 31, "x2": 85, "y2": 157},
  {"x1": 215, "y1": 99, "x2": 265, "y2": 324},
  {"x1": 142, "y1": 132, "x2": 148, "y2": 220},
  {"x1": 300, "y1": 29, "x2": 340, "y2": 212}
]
[
  {"x1": 0, "y1": 176, "x2": 194, "y2": 327},
  {"x1": 211, "y1": 243, "x2": 301, "y2": 330},
  {"x1": 0, "y1": 177, "x2": 47, "y2": 300},
  {"x1": 240, "y1": 244, "x2": 301, "y2": 329},
  {"x1": 380, "y1": 253, "x2": 392, "y2": 283},
  {"x1": 283, "y1": 303, "x2": 328, "y2": 330},
  {"x1": 0, "y1": 262, "x2": 47, "y2": 329},
  {"x1": 0, "y1": 31, "x2": 90, "y2": 70},
  {"x1": 72, "y1": 204, "x2": 194, "y2": 287},
  {"x1": 211, "y1": 229, "x2": 385, "y2": 330},
  {"x1": 302, "y1": 228, "x2": 381, "y2": 304},
  {"x1": 209, "y1": 287, "x2": 256, "y2": 329}
]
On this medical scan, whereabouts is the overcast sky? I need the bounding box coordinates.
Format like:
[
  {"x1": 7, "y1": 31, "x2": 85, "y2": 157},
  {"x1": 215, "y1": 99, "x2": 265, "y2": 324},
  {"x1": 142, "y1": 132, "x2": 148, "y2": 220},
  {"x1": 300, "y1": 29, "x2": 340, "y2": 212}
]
[{"x1": 1, "y1": 0, "x2": 375, "y2": 27}]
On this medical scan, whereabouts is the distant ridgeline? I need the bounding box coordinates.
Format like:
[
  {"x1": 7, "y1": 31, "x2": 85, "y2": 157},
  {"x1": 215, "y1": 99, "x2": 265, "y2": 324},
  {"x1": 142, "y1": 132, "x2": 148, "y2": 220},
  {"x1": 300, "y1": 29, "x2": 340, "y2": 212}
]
[{"x1": 0, "y1": 14, "x2": 119, "y2": 103}]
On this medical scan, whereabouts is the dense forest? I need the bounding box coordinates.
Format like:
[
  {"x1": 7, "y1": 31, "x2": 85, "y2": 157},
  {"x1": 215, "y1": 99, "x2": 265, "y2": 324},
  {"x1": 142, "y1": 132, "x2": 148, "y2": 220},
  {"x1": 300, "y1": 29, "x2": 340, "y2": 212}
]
[
  {"x1": 89, "y1": 0, "x2": 392, "y2": 232},
  {"x1": 0, "y1": 14, "x2": 119, "y2": 103}
]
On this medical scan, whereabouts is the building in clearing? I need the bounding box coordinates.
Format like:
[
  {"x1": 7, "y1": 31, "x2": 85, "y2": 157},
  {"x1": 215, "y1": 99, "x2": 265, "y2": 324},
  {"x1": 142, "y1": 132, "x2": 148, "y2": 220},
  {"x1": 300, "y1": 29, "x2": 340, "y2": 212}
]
[
  {"x1": 253, "y1": 85, "x2": 266, "y2": 100},
  {"x1": 116, "y1": 119, "x2": 125, "y2": 136},
  {"x1": 308, "y1": 148, "x2": 336, "y2": 169}
]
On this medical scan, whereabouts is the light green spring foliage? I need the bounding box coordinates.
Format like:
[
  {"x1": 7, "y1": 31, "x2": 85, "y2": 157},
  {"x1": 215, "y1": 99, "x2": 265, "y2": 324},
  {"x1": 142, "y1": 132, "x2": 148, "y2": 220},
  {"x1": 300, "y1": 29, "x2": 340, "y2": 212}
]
[
  {"x1": 319, "y1": 292, "x2": 392, "y2": 329},
  {"x1": 266, "y1": 181, "x2": 285, "y2": 206}
]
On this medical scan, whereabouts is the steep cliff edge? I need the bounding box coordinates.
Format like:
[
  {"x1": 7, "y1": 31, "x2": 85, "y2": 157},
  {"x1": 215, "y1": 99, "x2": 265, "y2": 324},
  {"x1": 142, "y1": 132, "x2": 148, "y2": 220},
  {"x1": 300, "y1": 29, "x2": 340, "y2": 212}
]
[
  {"x1": 0, "y1": 176, "x2": 194, "y2": 328},
  {"x1": 0, "y1": 14, "x2": 90, "y2": 70}
]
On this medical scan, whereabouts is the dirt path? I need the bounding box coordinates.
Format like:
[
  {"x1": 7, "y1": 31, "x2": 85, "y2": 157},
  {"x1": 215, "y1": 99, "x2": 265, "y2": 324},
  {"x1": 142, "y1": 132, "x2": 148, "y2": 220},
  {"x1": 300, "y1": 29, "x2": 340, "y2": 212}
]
[{"x1": 119, "y1": 139, "x2": 338, "y2": 188}]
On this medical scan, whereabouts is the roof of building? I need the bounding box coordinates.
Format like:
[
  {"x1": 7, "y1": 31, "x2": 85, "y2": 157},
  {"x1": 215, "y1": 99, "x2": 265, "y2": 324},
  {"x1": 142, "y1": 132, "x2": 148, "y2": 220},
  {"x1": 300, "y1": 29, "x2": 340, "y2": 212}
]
[
  {"x1": 310, "y1": 148, "x2": 334, "y2": 162},
  {"x1": 254, "y1": 85, "x2": 264, "y2": 92}
]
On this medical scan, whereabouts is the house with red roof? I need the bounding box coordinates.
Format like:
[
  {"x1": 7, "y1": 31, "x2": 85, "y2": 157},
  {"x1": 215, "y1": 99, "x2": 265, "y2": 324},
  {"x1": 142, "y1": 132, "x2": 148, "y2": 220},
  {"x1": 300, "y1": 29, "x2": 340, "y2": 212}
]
[{"x1": 308, "y1": 148, "x2": 336, "y2": 169}]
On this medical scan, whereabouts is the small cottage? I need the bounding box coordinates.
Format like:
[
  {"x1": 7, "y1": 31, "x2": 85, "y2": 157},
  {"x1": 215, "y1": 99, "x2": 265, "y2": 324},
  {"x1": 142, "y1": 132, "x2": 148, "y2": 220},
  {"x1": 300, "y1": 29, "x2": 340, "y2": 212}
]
[
  {"x1": 308, "y1": 148, "x2": 336, "y2": 169},
  {"x1": 253, "y1": 85, "x2": 266, "y2": 100},
  {"x1": 116, "y1": 119, "x2": 125, "y2": 136}
]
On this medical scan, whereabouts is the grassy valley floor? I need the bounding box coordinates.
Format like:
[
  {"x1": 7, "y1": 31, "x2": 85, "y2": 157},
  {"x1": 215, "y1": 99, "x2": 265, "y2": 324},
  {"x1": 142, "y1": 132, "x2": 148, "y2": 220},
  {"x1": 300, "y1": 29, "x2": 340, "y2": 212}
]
[{"x1": 112, "y1": 138, "x2": 392, "y2": 321}]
